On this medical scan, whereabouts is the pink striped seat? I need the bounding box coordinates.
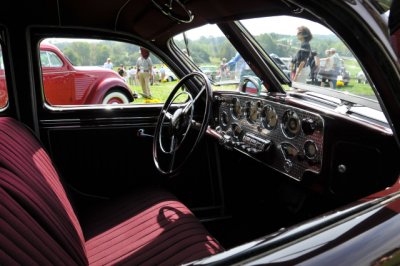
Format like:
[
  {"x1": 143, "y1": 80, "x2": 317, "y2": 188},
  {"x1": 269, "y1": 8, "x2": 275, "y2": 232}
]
[{"x1": 0, "y1": 117, "x2": 223, "y2": 265}]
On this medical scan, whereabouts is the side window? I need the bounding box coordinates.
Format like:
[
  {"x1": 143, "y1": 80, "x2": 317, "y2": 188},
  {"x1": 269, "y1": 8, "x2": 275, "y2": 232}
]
[
  {"x1": 40, "y1": 38, "x2": 180, "y2": 107},
  {"x1": 40, "y1": 51, "x2": 50, "y2": 67},
  {"x1": 48, "y1": 52, "x2": 63, "y2": 67},
  {"x1": 0, "y1": 46, "x2": 8, "y2": 109}
]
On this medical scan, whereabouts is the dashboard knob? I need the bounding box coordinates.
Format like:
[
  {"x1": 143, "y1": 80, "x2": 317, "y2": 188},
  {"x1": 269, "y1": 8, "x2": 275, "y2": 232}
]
[{"x1": 302, "y1": 118, "x2": 317, "y2": 135}]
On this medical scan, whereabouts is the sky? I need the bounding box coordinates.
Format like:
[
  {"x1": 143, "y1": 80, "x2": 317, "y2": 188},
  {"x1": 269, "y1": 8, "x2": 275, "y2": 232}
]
[
  {"x1": 242, "y1": 16, "x2": 333, "y2": 35},
  {"x1": 180, "y1": 16, "x2": 334, "y2": 40}
]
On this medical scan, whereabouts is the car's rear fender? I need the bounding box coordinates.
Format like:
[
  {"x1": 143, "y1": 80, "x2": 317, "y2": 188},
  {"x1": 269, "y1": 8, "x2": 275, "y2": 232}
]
[{"x1": 86, "y1": 77, "x2": 134, "y2": 104}]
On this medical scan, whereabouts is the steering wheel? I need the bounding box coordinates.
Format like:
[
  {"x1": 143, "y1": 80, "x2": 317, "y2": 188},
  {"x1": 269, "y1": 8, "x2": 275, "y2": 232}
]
[{"x1": 153, "y1": 71, "x2": 212, "y2": 174}]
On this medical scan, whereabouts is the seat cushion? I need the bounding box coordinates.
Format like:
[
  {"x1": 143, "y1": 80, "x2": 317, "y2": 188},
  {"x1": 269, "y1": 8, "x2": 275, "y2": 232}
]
[{"x1": 82, "y1": 188, "x2": 223, "y2": 265}]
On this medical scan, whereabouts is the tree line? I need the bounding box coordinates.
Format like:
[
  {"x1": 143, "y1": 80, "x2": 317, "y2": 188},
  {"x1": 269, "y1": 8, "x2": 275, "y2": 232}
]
[
  {"x1": 50, "y1": 32, "x2": 352, "y2": 67},
  {"x1": 175, "y1": 33, "x2": 352, "y2": 64},
  {"x1": 51, "y1": 40, "x2": 162, "y2": 67}
]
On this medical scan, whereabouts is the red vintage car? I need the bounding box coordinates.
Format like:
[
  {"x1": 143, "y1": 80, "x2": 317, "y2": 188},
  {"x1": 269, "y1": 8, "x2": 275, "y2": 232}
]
[{"x1": 0, "y1": 43, "x2": 135, "y2": 107}]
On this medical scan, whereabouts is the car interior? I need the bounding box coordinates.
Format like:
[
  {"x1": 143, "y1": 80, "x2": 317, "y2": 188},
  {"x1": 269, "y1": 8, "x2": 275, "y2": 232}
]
[{"x1": 1, "y1": 0, "x2": 400, "y2": 265}]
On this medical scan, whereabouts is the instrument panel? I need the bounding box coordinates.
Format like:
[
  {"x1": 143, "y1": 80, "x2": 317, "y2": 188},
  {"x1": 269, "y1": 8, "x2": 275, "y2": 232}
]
[{"x1": 215, "y1": 94, "x2": 324, "y2": 181}]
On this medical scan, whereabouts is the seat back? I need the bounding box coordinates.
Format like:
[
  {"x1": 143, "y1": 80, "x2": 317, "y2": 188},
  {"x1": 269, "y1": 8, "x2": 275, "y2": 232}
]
[{"x1": 0, "y1": 117, "x2": 87, "y2": 265}]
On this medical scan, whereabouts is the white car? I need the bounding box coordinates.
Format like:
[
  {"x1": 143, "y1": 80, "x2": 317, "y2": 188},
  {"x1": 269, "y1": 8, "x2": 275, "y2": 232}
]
[
  {"x1": 163, "y1": 68, "x2": 177, "y2": 82},
  {"x1": 357, "y1": 71, "x2": 368, "y2": 84}
]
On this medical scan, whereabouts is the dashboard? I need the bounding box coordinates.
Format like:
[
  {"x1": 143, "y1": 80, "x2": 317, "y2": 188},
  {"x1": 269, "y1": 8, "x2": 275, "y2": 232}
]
[{"x1": 213, "y1": 93, "x2": 325, "y2": 181}]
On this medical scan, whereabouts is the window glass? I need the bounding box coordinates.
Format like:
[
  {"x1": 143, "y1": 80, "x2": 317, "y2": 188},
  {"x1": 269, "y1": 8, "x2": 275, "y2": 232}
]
[
  {"x1": 48, "y1": 52, "x2": 63, "y2": 67},
  {"x1": 0, "y1": 47, "x2": 8, "y2": 109},
  {"x1": 40, "y1": 51, "x2": 50, "y2": 67},
  {"x1": 40, "y1": 38, "x2": 180, "y2": 107},
  {"x1": 173, "y1": 26, "x2": 256, "y2": 92},
  {"x1": 173, "y1": 17, "x2": 376, "y2": 101},
  {"x1": 240, "y1": 16, "x2": 376, "y2": 99}
]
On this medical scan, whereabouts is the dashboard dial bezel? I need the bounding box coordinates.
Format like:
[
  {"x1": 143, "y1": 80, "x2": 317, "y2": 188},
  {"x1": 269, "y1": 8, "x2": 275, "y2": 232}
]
[
  {"x1": 261, "y1": 105, "x2": 278, "y2": 130},
  {"x1": 281, "y1": 110, "x2": 301, "y2": 139},
  {"x1": 246, "y1": 101, "x2": 259, "y2": 124},
  {"x1": 231, "y1": 97, "x2": 243, "y2": 119}
]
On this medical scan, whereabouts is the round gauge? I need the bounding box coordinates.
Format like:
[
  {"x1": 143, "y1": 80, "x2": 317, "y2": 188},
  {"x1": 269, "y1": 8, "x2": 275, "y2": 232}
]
[
  {"x1": 246, "y1": 101, "x2": 259, "y2": 123},
  {"x1": 261, "y1": 105, "x2": 278, "y2": 130},
  {"x1": 282, "y1": 110, "x2": 301, "y2": 138},
  {"x1": 231, "y1": 123, "x2": 243, "y2": 139},
  {"x1": 304, "y1": 140, "x2": 318, "y2": 160},
  {"x1": 231, "y1": 98, "x2": 242, "y2": 119}
]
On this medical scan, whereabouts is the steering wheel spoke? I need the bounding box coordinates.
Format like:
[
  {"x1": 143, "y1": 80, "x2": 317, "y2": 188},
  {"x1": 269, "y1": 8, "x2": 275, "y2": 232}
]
[
  {"x1": 168, "y1": 137, "x2": 177, "y2": 172},
  {"x1": 182, "y1": 85, "x2": 206, "y2": 114},
  {"x1": 153, "y1": 72, "x2": 212, "y2": 175},
  {"x1": 163, "y1": 109, "x2": 173, "y2": 120}
]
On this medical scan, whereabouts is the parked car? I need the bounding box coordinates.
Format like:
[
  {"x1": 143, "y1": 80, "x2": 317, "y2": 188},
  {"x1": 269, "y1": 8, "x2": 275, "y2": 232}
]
[
  {"x1": 1, "y1": 0, "x2": 400, "y2": 266},
  {"x1": 200, "y1": 65, "x2": 220, "y2": 80},
  {"x1": 270, "y1": 53, "x2": 291, "y2": 79},
  {"x1": 0, "y1": 43, "x2": 135, "y2": 107},
  {"x1": 163, "y1": 68, "x2": 178, "y2": 82},
  {"x1": 317, "y1": 57, "x2": 351, "y2": 86},
  {"x1": 357, "y1": 70, "x2": 369, "y2": 84}
]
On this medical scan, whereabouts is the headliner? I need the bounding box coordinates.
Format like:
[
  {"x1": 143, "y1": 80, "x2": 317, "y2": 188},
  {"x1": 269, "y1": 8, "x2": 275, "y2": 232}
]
[{"x1": 1, "y1": 0, "x2": 295, "y2": 43}]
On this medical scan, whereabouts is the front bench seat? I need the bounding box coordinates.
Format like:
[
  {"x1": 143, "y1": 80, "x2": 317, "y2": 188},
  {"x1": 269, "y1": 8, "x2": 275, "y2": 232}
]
[{"x1": 0, "y1": 117, "x2": 223, "y2": 265}]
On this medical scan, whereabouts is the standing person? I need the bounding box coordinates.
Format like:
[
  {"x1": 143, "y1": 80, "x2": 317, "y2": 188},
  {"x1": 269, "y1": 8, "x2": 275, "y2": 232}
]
[
  {"x1": 118, "y1": 64, "x2": 127, "y2": 81},
  {"x1": 225, "y1": 52, "x2": 253, "y2": 83},
  {"x1": 309, "y1": 50, "x2": 320, "y2": 85},
  {"x1": 127, "y1": 67, "x2": 137, "y2": 86},
  {"x1": 160, "y1": 64, "x2": 166, "y2": 82},
  {"x1": 136, "y1": 47, "x2": 153, "y2": 98},
  {"x1": 219, "y1": 58, "x2": 229, "y2": 80},
  {"x1": 152, "y1": 66, "x2": 160, "y2": 85},
  {"x1": 329, "y1": 48, "x2": 341, "y2": 89},
  {"x1": 103, "y1": 57, "x2": 113, "y2": 70},
  {"x1": 292, "y1": 26, "x2": 313, "y2": 83},
  {"x1": 319, "y1": 49, "x2": 332, "y2": 87},
  {"x1": 319, "y1": 49, "x2": 338, "y2": 88}
]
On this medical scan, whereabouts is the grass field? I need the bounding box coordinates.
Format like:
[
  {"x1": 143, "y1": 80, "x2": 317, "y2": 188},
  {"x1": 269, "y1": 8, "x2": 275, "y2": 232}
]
[
  {"x1": 129, "y1": 59, "x2": 375, "y2": 104},
  {"x1": 339, "y1": 58, "x2": 374, "y2": 96},
  {"x1": 129, "y1": 80, "x2": 237, "y2": 104},
  {"x1": 129, "y1": 81, "x2": 178, "y2": 104}
]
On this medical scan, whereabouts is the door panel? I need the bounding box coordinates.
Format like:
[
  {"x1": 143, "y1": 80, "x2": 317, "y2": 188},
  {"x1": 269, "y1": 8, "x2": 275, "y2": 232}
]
[{"x1": 39, "y1": 111, "x2": 225, "y2": 219}]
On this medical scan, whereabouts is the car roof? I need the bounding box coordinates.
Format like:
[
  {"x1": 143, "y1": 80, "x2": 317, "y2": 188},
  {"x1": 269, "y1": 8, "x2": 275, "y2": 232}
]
[
  {"x1": 39, "y1": 42, "x2": 62, "y2": 53},
  {"x1": 3, "y1": 0, "x2": 300, "y2": 44}
]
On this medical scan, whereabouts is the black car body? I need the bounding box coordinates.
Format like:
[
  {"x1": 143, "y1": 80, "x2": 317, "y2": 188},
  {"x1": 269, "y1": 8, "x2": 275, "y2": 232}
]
[
  {"x1": 270, "y1": 53, "x2": 291, "y2": 79},
  {"x1": 1, "y1": 0, "x2": 400, "y2": 265}
]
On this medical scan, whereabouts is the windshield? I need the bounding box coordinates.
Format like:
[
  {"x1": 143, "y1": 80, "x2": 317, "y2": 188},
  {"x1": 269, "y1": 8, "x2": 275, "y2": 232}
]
[{"x1": 173, "y1": 15, "x2": 379, "y2": 109}]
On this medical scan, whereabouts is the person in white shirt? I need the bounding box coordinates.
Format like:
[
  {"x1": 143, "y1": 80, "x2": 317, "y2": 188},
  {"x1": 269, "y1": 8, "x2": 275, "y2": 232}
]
[
  {"x1": 103, "y1": 58, "x2": 113, "y2": 70},
  {"x1": 319, "y1": 48, "x2": 340, "y2": 88},
  {"x1": 160, "y1": 65, "x2": 166, "y2": 81},
  {"x1": 128, "y1": 67, "x2": 137, "y2": 86},
  {"x1": 329, "y1": 48, "x2": 341, "y2": 89},
  {"x1": 136, "y1": 48, "x2": 153, "y2": 98}
]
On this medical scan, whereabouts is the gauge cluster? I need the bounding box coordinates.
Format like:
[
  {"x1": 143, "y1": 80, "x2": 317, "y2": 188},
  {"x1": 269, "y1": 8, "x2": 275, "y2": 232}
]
[{"x1": 215, "y1": 94, "x2": 324, "y2": 181}]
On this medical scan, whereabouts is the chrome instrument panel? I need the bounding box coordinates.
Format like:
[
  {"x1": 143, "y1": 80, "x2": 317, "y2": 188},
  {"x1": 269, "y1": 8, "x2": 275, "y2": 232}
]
[{"x1": 215, "y1": 94, "x2": 324, "y2": 181}]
